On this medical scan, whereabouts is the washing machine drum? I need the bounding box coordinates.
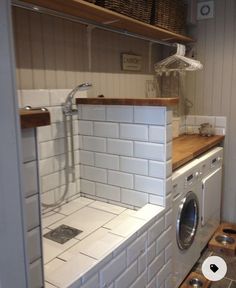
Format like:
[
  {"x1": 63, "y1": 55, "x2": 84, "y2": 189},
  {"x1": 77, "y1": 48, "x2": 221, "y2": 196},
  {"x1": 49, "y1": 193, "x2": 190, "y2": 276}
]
[{"x1": 176, "y1": 191, "x2": 199, "y2": 250}]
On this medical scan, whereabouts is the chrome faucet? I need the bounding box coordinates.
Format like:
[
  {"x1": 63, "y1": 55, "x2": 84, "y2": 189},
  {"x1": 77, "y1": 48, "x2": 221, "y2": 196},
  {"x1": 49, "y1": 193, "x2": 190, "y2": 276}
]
[{"x1": 63, "y1": 83, "x2": 92, "y2": 116}]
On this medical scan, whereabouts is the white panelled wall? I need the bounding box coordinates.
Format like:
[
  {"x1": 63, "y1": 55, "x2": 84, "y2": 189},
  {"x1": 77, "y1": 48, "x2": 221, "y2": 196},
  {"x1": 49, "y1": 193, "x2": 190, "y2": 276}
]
[{"x1": 186, "y1": 0, "x2": 236, "y2": 222}]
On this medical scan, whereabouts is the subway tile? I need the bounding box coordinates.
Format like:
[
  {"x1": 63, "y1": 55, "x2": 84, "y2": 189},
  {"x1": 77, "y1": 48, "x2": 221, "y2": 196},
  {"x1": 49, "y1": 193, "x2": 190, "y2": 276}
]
[
  {"x1": 50, "y1": 89, "x2": 71, "y2": 106},
  {"x1": 94, "y1": 122, "x2": 119, "y2": 138},
  {"x1": 81, "y1": 105, "x2": 106, "y2": 121},
  {"x1": 108, "y1": 139, "x2": 133, "y2": 156},
  {"x1": 215, "y1": 116, "x2": 227, "y2": 128},
  {"x1": 149, "y1": 126, "x2": 166, "y2": 143},
  {"x1": 100, "y1": 251, "x2": 126, "y2": 287},
  {"x1": 51, "y1": 122, "x2": 65, "y2": 139},
  {"x1": 27, "y1": 227, "x2": 41, "y2": 264},
  {"x1": 46, "y1": 253, "x2": 97, "y2": 288},
  {"x1": 134, "y1": 107, "x2": 166, "y2": 125},
  {"x1": 60, "y1": 228, "x2": 123, "y2": 261},
  {"x1": 148, "y1": 194, "x2": 164, "y2": 206},
  {"x1": 29, "y1": 259, "x2": 43, "y2": 288},
  {"x1": 149, "y1": 159, "x2": 172, "y2": 179},
  {"x1": 121, "y1": 189, "x2": 148, "y2": 208},
  {"x1": 134, "y1": 142, "x2": 165, "y2": 161},
  {"x1": 108, "y1": 170, "x2": 133, "y2": 189},
  {"x1": 88, "y1": 200, "x2": 126, "y2": 215},
  {"x1": 106, "y1": 106, "x2": 133, "y2": 122},
  {"x1": 131, "y1": 204, "x2": 164, "y2": 221},
  {"x1": 96, "y1": 183, "x2": 121, "y2": 202},
  {"x1": 165, "y1": 209, "x2": 173, "y2": 229},
  {"x1": 114, "y1": 260, "x2": 138, "y2": 288},
  {"x1": 78, "y1": 120, "x2": 93, "y2": 136},
  {"x1": 39, "y1": 158, "x2": 54, "y2": 177},
  {"x1": 120, "y1": 157, "x2": 148, "y2": 175},
  {"x1": 54, "y1": 197, "x2": 93, "y2": 216},
  {"x1": 146, "y1": 276, "x2": 156, "y2": 288},
  {"x1": 120, "y1": 124, "x2": 148, "y2": 141},
  {"x1": 95, "y1": 153, "x2": 119, "y2": 170},
  {"x1": 135, "y1": 175, "x2": 164, "y2": 195},
  {"x1": 108, "y1": 216, "x2": 145, "y2": 238},
  {"x1": 165, "y1": 242, "x2": 173, "y2": 263},
  {"x1": 23, "y1": 161, "x2": 38, "y2": 197},
  {"x1": 215, "y1": 127, "x2": 226, "y2": 135},
  {"x1": 166, "y1": 142, "x2": 172, "y2": 160},
  {"x1": 37, "y1": 126, "x2": 52, "y2": 142},
  {"x1": 156, "y1": 259, "x2": 172, "y2": 288},
  {"x1": 147, "y1": 241, "x2": 156, "y2": 265},
  {"x1": 127, "y1": 232, "x2": 147, "y2": 265},
  {"x1": 83, "y1": 165, "x2": 107, "y2": 183},
  {"x1": 138, "y1": 251, "x2": 147, "y2": 274},
  {"x1": 195, "y1": 115, "x2": 215, "y2": 126},
  {"x1": 48, "y1": 107, "x2": 63, "y2": 123},
  {"x1": 156, "y1": 226, "x2": 172, "y2": 254},
  {"x1": 148, "y1": 217, "x2": 165, "y2": 245},
  {"x1": 21, "y1": 89, "x2": 50, "y2": 107},
  {"x1": 25, "y1": 195, "x2": 40, "y2": 231},
  {"x1": 80, "y1": 151, "x2": 95, "y2": 166},
  {"x1": 82, "y1": 136, "x2": 106, "y2": 152},
  {"x1": 148, "y1": 251, "x2": 165, "y2": 282},
  {"x1": 21, "y1": 128, "x2": 36, "y2": 162},
  {"x1": 130, "y1": 270, "x2": 147, "y2": 288},
  {"x1": 166, "y1": 109, "x2": 172, "y2": 124},
  {"x1": 185, "y1": 115, "x2": 195, "y2": 126},
  {"x1": 41, "y1": 172, "x2": 62, "y2": 192},
  {"x1": 80, "y1": 274, "x2": 99, "y2": 288}
]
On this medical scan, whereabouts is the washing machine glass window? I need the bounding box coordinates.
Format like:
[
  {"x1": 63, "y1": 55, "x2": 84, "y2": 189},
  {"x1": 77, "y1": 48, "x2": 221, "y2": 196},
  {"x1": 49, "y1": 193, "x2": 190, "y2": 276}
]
[{"x1": 177, "y1": 192, "x2": 199, "y2": 250}]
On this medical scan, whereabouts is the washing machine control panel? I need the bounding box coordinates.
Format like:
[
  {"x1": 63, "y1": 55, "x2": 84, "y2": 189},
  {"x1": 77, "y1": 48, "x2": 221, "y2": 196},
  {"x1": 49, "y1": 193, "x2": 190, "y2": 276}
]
[{"x1": 184, "y1": 169, "x2": 199, "y2": 188}]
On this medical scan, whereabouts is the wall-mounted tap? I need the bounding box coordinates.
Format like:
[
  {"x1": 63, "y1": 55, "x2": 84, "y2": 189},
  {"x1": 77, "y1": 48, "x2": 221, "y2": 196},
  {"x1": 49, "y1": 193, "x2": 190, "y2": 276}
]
[{"x1": 63, "y1": 83, "x2": 92, "y2": 116}]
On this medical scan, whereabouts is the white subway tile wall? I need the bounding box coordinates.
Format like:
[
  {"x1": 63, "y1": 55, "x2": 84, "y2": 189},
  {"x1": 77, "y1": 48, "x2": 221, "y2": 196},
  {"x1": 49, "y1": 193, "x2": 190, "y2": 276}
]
[
  {"x1": 79, "y1": 104, "x2": 172, "y2": 208},
  {"x1": 19, "y1": 89, "x2": 81, "y2": 212},
  {"x1": 184, "y1": 115, "x2": 227, "y2": 135}
]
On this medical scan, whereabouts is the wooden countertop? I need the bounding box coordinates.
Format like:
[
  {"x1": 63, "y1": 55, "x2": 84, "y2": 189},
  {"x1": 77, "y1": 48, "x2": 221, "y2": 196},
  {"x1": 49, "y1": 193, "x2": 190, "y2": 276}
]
[
  {"x1": 76, "y1": 97, "x2": 179, "y2": 106},
  {"x1": 20, "y1": 108, "x2": 51, "y2": 129},
  {"x1": 172, "y1": 134, "x2": 225, "y2": 171}
]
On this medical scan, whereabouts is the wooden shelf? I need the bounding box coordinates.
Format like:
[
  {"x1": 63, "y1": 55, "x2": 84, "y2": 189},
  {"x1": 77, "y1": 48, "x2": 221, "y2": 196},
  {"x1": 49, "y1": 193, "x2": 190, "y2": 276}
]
[
  {"x1": 172, "y1": 134, "x2": 225, "y2": 171},
  {"x1": 76, "y1": 97, "x2": 179, "y2": 106},
  {"x1": 21, "y1": 0, "x2": 193, "y2": 43},
  {"x1": 20, "y1": 109, "x2": 51, "y2": 129}
]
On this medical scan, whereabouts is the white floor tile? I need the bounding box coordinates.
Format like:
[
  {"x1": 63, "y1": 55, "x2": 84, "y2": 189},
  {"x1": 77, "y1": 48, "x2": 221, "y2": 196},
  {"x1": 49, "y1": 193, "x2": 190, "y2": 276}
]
[
  {"x1": 43, "y1": 236, "x2": 79, "y2": 264},
  {"x1": 88, "y1": 200, "x2": 127, "y2": 215},
  {"x1": 45, "y1": 282, "x2": 57, "y2": 288},
  {"x1": 59, "y1": 228, "x2": 124, "y2": 261},
  {"x1": 49, "y1": 206, "x2": 116, "y2": 240},
  {"x1": 42, "y1": 211, "x2": 65, "y2": 228},
  {"x1": 103, "y1": 213, "x2": 146, "y2": 238},
  {"x1": 53, "y1": 197, "x2": 94, "y2": 216},
  {"x1": 45, "y1": 253, "x2": 97, "y2": 288},
  {"x1": 44, "y1": 258, "x2": 66, "y2": 276},
  {"x1": 126, "y1": 204, "x2": 165, "y2": 221}
]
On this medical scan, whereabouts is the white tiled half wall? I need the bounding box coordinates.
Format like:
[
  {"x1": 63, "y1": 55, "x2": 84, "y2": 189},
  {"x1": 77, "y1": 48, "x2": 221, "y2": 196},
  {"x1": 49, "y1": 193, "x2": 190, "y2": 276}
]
[
  {"x1": 18, "y1": 89, "x2": 81, "y2": 212},
  {"x1": 78, "y1": 104, "x2": 173, "y2": 209}
]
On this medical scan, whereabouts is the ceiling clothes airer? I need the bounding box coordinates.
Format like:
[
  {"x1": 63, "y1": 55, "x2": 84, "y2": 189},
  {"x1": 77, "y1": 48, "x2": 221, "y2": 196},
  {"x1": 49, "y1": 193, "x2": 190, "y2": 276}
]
[{"x1": 154, "y1": 43, "x2": 203, "y2": 76}]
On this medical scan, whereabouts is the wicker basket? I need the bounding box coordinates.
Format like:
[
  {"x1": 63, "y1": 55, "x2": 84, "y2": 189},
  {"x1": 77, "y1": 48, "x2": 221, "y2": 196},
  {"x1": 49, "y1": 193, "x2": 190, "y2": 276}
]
[
  {"x1": 83, "y1": 0, "x2": 96, "y2": 3},
  {"x1": 151, "y1": 0, "x2": 187, "y2": 35},
  {"x1": 96, "y1": 0, "x2": 153, "y2": 23}
]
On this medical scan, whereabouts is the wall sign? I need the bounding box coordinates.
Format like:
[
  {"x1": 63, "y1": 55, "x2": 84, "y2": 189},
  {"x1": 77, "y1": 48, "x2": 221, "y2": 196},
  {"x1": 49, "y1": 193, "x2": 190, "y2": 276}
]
[{"x1": 121, "y1": 53, "x2": 142, "y2": 71}]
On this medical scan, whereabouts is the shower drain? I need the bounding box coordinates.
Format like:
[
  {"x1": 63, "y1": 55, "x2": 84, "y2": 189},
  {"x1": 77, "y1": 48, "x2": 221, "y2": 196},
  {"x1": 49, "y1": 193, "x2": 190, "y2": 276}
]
[{"x1": 44, "y1": 224, "x2": 83, "y2": 244}]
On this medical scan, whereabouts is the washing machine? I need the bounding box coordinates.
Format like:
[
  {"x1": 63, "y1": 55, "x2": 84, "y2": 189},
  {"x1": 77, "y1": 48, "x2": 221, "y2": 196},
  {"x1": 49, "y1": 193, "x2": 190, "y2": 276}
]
[
  {"x1": 172, "y1": 159, "x2": 202, "y2": 288},
  {"x1": 197, "y1": 147, "x2": 223, "y2": 251}
]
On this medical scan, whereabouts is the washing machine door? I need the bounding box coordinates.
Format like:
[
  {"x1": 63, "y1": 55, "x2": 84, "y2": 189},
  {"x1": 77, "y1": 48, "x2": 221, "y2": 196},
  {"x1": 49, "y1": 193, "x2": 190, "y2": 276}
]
[{"x1": 176, "y1": 191, "x2": 199, "y2": 250}]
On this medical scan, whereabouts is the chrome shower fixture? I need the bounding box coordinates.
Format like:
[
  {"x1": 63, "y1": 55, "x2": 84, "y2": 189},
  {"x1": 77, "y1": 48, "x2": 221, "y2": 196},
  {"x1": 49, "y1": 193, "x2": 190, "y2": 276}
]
[{"x1": 63, "y1": 82, "x2": 92, "y2": 116}]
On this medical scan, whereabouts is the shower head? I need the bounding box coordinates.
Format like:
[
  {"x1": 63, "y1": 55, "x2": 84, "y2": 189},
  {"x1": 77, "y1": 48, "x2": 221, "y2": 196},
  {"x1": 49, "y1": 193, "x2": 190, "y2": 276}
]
[{"x1": 63, "y1": 82, "x2": 92, "y2": 116}]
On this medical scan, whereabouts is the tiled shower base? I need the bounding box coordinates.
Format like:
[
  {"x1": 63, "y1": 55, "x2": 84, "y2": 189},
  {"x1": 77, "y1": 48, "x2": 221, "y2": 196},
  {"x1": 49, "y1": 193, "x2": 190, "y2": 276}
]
[{"x1": 42, "y1": 196, "x2": 164, "y2": 288}]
